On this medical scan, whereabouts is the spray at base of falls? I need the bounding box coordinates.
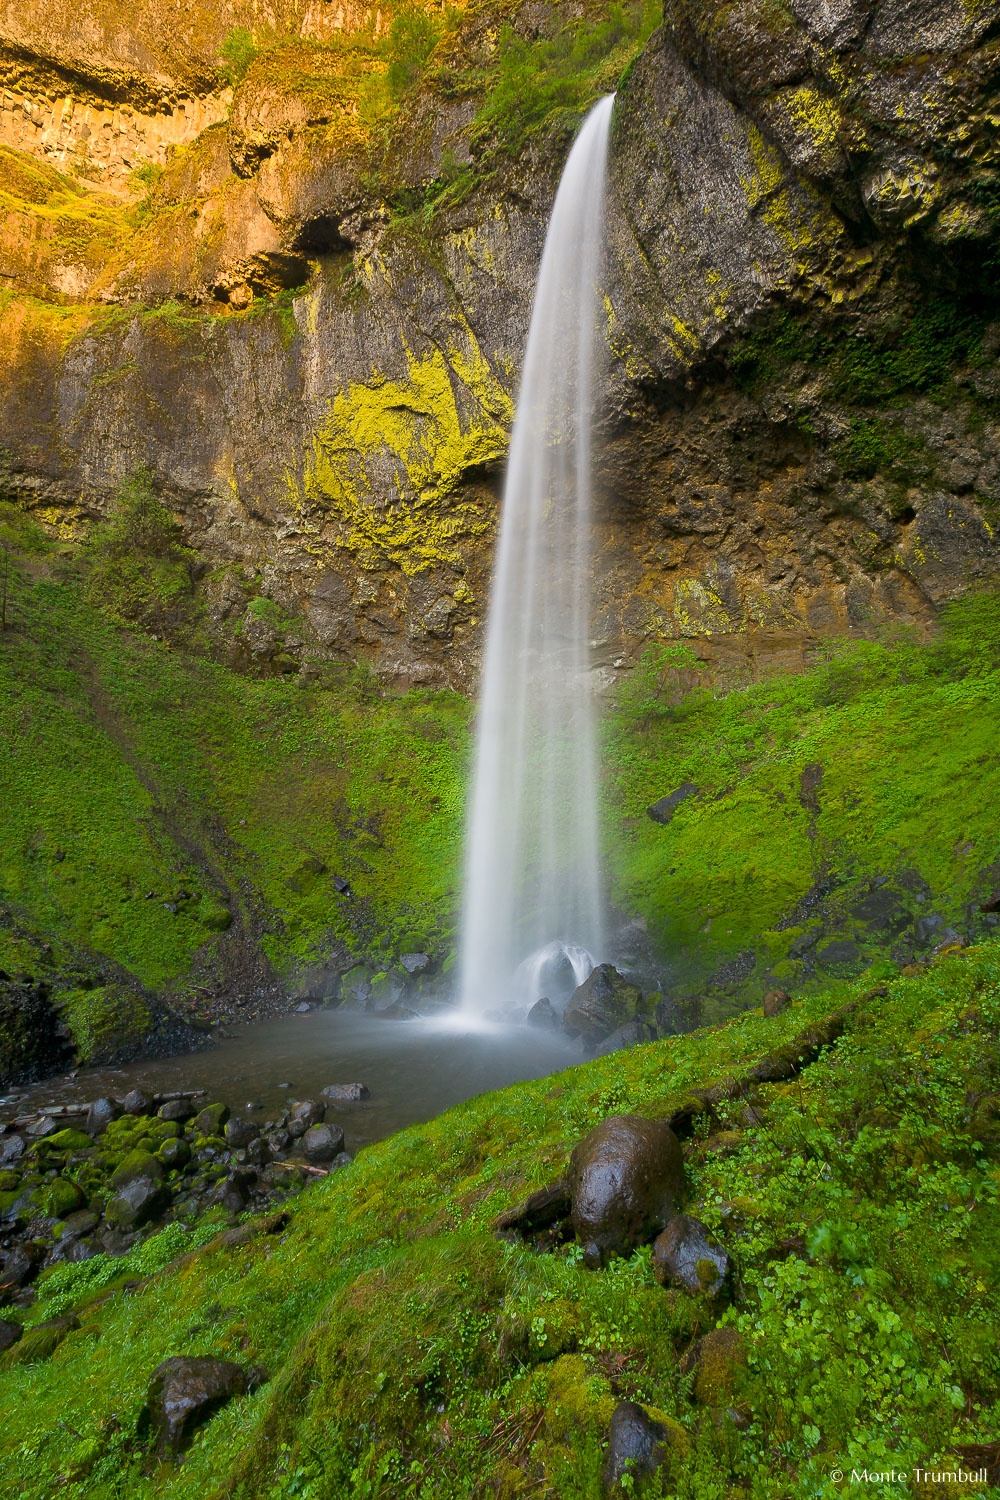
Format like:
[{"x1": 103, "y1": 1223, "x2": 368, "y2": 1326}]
[{"x1": 459, "y1": 95, "x2": 615, "y2": 1018}]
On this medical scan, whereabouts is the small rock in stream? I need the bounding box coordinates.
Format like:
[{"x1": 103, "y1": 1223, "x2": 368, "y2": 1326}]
[{"x1": 321, "y1": 1083, "x2": 370, "y2": 1104}]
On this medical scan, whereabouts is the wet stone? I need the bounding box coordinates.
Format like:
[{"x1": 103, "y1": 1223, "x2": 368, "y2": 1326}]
[
  {"x1": 122, "y1": 1089, "x2": 152, "y2": 1116},
  {"x1": 287, "y1": 1100, "x2": 324, "y2": 1138},
  {"x1": 145, "y1": 1355, "x2": 267, "y2": 1456},
  {"x1": 320, "y1": 1083, "x2": 370, "y2": 1104},
  {"x1": 225, "y1": 1118, "x2": 260, "y2": 1150},
  {"x1": 86, "y1": 1097, "x2": 121, "y2": 1134},
  {"x1": 652, "y1": 1214, "x2": 728, "y2": 1297},
  {"x1": 601, "y1": 1401, "x2": 673, "y2": 1495},
  {"x1": 568, "y1": 1115, "x2": 686, "y2": 1269},
  {"x1": 0, "y1": 1135, "x2": 25, "y2": 1166},
  {"x1": 105, "y1": 1177, "x2": 170, "y2": 1230},
  {"x1": 158, "y1": 1099, "x2": 194, "y2": 1123},
  {"x1": 301, "y1": 1123, "x2": 345, "y2": 1163}
]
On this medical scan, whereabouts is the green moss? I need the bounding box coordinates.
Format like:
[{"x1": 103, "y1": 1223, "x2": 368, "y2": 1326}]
[
  {"x1": 603, "y1": 593, "x2": 1000, "y2": 1010},
  {"x1": 58, "y1": 988, "x2": 155, "y2": 1065}
]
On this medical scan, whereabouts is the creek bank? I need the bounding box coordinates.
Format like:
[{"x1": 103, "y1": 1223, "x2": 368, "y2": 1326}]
[{"x1": 0, "y1": 1082, "x2": 363, "y2": 1326}]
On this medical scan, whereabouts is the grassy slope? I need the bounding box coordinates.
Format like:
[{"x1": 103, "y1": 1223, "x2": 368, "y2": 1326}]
[
  {"x1": 4, "y1": 500, "x2": 1000, "y2": 1017},
  {"x1": 603, "y1": 597, "x2": 1000, "y2": 1018},
  {"x1": 1, "y1": 944, "x2": 998, "y2": 1497},
  {"x1": 0, "y1": 514, "x2": 470, "y2": 994}
]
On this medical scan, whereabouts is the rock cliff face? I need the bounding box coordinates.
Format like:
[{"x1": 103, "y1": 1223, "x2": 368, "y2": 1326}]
[{"x1": 0, "y1": 0, "x2": 998, "y2": 688}]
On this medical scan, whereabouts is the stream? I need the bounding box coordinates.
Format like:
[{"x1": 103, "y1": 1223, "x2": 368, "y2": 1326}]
[{"x1": 2, "y1": 1010, "x2": 580, "y2": 1155}]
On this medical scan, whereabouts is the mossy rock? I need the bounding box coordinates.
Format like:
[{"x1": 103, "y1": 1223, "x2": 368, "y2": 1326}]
[
  {"x1": 43, "y1": 1129, "x2": 93, "y2": 1153},
  {"x1": 34, "y1": 1177, "x2": 87, "y2": 1219},
  {"x1": 1, "y1": 1319, "x2": 76, "y2": 1367},
  {"x1": 147, "y1": 1120, "x2": 181, "y2": 1143},
  {"x1": 193, "y1": 1103, "x2": 229, "y2": 1136},
  {"x1": 157, "y1": 1139, "x2": 192, "y2": 1171},
  {"x1": 680, "y1": 1328, "x2": 748, "y2": 1405},
  {"x1": 0, "y1": 1169, "x2": 20, "y2": 1192},
  {"x1": 109, "y1": 1150, "x2": 164, "y2": 1189}
]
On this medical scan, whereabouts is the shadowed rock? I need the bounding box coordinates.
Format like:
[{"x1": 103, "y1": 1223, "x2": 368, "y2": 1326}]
[
  {"x1": 600, "y1": 1400, "x2": 689, "y2": 1495},
  {"x1": 301, "y1": 1123, "x2": 345, "y2": 1163},
  {"x1": 145, "y1": 1355, "x2": 267, "y2": 1456},
  {"x1": 0, "y1": 1318, "x2": 22, "y2": 1352},
  {"x1": 563, "y1": 966, "x2": 646, "y2": 1045},
  {"x1": 105, "y1": 1176, "x2": 169, "y2": 1229},
  {"x1": 287, "y1": 1100, "x2": 324, "y2": 1138},
  {"x1": 86, "y1": 1097, "x2": 121, "y2": 1134},
  {"x1": 652, "y1": 1214, "x2": 728, "y2": 1297},
  {"x1": 526, "y1": 997, "x2": 558, "y2": 1030},
  {"x1": 568, "y1": 1115, "x2": 685, "y2": 1268}
]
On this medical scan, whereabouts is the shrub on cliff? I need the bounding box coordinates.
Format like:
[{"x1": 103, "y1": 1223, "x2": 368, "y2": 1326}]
[{"x1": 86, "y1": 468, "x2": 198, "y2": 638}]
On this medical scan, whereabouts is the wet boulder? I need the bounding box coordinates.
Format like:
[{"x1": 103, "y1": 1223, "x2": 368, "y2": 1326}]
[
  {"x1": 225, "y1": 1117, "x2": 260, "y2": 1150},
  {"x1": 287, "y1": 1100, "x2": 324, "y2": 1138},
  {"x1": 567, "y1": 1115, "x2": 685, "y2": 1268},
  {"x1": 193, "y1": 1103, "x2": 229, "y2": 1136},
  {"x1": 0, "y1": 1318, "x2": 22, "y2": 1353},
  {"x1": 145, "y1": 1355, "x2": 267, "y2": 1456},
  {"x1": 110, "y1": 1150, "x2": 164, "y2": 1189},
  {"x1": 213, "y1": 1170, "x2": 253, "y2": 1215},
  {"x1": 526, "y1": 997, "x2": 558, "y2": 1030},
  {"x1": 158, "y1": 1099, "x2": 195, "y2": 1123},
  {"x1": 652, "y1": 1214, "x2": 728, "y2": 1297},
  {"x1": 122, "y1": 1089, "x2": 152, "y2": 1116},
  {"x1": 563, "y1": 966, "x2": 647, "y2": 1046},
  {"x1": 301, "y1": 1122, "x2": 345, "y2": 1163},
  {"x1": 593, "y1": 1019, "x2": 654, "y2": 1057},
  {"x1": 85, "y1": 1097, "x2": 121, "y2": 1134},
  {"x1": 0, "y1": 1135, "x2": 25, "y2": 1166},
  {"x1": 0, "y1": 1242, "x2": 41, "y2": 1296},
  {"x1": 321, "y1": 1083, "x2": 369, "y2": 1104},
  {"x1": 600, "y1": 1400, "x2": 690, "y2": 1495}
]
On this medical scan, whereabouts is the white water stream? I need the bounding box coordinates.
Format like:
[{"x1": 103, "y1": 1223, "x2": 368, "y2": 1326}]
[{"x1": 459, "y1": 94, "x2": 615, "y2": 1017}]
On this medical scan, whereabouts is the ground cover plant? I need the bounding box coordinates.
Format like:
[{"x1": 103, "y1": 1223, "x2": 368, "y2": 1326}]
[{"x1": 0, "y1": 943, "x2": 997, "y2": 1496}]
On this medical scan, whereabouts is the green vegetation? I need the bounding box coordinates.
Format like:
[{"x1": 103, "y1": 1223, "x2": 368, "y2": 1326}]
[
  {"x1": 85, "y1": 468, "x2": 198, "y2": 637},
  {"x1": 0, "y1": 944, "x2": 998, "y2": 1495},
  {"x1": 730, "y1": 297, "x2": 988, "y2": 403},
  {"x1": 4, "y1": 490, "x2": 1000, "y2": 1022},
  {"x1": 469, "y1": 0, "x2": 661, "y2": 159},
  {"x1": 0, "y1": 519, "x2": 469, "y2": 993},
  {"x1": 604, "y1": 593, "x2": 1000, "y2": 1017}
]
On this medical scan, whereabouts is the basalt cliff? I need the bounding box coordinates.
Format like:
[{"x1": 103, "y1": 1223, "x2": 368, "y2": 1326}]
[{"x1": 1, "y1": 0, "x2": 998, "y2": 690}]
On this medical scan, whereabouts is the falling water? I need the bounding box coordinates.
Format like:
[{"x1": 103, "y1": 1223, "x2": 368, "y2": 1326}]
[{"x1": 459, "y1": 94, "x2": 615, "y2": 1017}]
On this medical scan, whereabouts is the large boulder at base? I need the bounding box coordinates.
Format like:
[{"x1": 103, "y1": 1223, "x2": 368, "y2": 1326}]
[
  {"x1": 563, "y1": 966, "x2": 647, "y2": 1046},
  {"x1": 145, "y1": 1356, "x2": 267, "y2": 1456},
  {"x1": 600, "y1": 1400, "x2": 690, "y2": 1495},
  {"x1": 85, "y1": 1097, "x2": 121, "y2": 1135},
  {"x1": 109, "y1": 1151, "x2": 164, "y2": 1189},
  {"x1": 652, "y1": 1214, "x2": 729, "y2": 1297},
  {"x1": 567, "y1": 1115, "x2": 686, "y2": 1268},
  {"x1": 593, "y1": 1020, "x2": 654, "y2": 1058}
]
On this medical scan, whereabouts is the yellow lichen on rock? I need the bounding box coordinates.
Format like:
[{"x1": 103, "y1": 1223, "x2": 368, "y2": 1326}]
[{"x1": 294, "y1": 336, "x2": 512, "y2": 573}]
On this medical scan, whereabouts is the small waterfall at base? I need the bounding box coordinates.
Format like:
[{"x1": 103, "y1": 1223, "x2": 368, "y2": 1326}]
[{"x1": 459, "y1": 94, "x2": 615, "y2": 1019}]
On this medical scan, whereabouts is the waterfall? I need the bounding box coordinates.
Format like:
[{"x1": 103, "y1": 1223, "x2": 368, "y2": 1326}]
[{"x1": 459, "y1": 94, "x2": 614, "y2": 1018}]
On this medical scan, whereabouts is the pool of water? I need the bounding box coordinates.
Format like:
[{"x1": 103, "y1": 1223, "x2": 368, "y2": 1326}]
[{"x1": 4, "y1": 1010, "x2": 581, "y2": 1154}]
